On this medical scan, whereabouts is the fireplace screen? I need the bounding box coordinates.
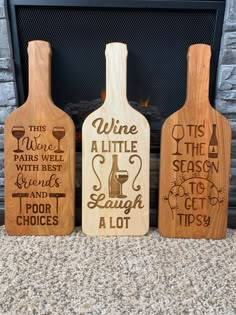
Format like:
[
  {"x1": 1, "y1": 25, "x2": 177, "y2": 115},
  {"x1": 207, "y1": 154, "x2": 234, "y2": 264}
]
[{"x1": 9, "y1": 0, "x2": 225, "y2": 152}]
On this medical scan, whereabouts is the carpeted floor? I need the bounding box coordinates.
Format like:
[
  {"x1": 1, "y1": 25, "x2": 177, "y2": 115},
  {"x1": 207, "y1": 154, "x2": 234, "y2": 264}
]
[{"x1": 0, "y1": 227, "x2": 236, "y2": 315}]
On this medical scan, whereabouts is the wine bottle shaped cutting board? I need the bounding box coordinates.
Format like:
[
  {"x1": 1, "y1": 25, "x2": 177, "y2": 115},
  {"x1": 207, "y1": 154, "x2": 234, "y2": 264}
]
[
  {"x1": 4, "y1": 40, "x2": 75, "y2": 235},
  {"x1": 82, "y1": 43, "x2": 150, "y2": 236},
  {"x1": 158, "y1": 44, "x2": 231, "y2": 239}
]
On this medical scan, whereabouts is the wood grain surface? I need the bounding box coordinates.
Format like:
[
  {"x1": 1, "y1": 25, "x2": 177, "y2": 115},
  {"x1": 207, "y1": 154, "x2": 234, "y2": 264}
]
[
  {"x1": 4, "y1": 41, "x2": 75, "y2": 235},
  {"x1": 82, "y1": 43, "x2": 150, "y2": 236},
  {"x1": 158, "y1": 44, "x2": 231, "y2": 239}
]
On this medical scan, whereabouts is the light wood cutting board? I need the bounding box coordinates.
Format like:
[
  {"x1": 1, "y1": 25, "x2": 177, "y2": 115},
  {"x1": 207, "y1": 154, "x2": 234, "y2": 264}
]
[
  {"x1": 158, "y1": 44, "x2": 231, "y2": 239},
  {"x1": 4, "y1": 40, "x2": 75, "y2": 235},
  {"x1": 82, "y1": 42, "x2": 150, "y2": 236}
]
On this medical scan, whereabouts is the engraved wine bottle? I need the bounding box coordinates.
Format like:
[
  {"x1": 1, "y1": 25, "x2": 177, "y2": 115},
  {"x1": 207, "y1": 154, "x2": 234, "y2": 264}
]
[
  {"x1": 108, "y1": 154, "x2": 120, "y2": 197},
  {"x1": 208, "y1": 124, "x2": 218, "y2": 158}
]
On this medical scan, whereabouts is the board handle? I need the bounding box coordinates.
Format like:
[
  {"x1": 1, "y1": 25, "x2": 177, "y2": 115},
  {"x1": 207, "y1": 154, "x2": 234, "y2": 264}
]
[
  {"x1": 27, "y1": 40, "x2": 52, "y2": 102},
  {"x1": 104, "y1": 42, "x2": 128, "y2": 106},
  {"x1": 185, "y1": 44, "x2": 211, "y2": 106}
]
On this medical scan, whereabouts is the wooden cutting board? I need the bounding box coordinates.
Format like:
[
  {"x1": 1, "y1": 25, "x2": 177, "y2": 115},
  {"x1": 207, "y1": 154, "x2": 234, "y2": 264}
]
[
  {"x1": 158, "y1": 44, "x2": 231, "y2": 239},
  {"x1": 82, "y1": 42, "x2": 150, "y2": 236},
  {"x1": 4, "y1": 40, "x2": 75, "y2": 235}
]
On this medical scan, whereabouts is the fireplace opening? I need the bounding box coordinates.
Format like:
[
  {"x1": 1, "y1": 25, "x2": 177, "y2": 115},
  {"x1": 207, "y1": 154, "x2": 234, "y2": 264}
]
[{"x1": 8, "y1": 0, "x2": 225, "y2": 153}]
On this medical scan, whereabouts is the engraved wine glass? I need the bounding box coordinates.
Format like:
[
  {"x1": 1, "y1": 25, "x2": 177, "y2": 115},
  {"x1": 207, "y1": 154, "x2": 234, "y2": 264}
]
[
  {"x1": 115, "y1": 170, "x2": 129, "y2": 198},
  {"x1": 12, "y1": 126, "x2": 25, "y2": 153},
  {"x1": 52, "y1": 127, "x2": 65, "y2": 153},
  {"x1": 172, "y1": 125, "x2": 184, "y2": 155}
]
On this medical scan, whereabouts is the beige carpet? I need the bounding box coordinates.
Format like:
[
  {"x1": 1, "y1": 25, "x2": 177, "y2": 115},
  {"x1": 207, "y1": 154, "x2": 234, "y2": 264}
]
[{"x1": 0, "y1": 227, "x2": 236, "y2": 315}]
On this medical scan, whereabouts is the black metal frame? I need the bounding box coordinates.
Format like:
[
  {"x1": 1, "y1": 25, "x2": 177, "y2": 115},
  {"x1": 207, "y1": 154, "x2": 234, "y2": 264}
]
[{"x1": 8, "y1": 0, "x2": 225, "y2": 106}]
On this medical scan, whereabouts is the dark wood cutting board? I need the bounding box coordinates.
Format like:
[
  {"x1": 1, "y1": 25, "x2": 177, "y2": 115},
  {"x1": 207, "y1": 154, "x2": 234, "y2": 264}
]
[
  {"x1": 158, "y1": 44, "x2": 231, "y2": 239},
  {"x1": 4, "y1": 40, "x2": 75, "y2": 235}
]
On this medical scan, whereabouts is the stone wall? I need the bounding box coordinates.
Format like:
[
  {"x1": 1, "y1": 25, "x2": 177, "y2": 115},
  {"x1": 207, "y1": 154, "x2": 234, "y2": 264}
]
[
  {"x1": 0, "y1": 0, "x2": 17, "y2": 222},
  {"x1": 216, "y1": 0, "x2": 236, "y2": 113},
  {"x1": 215, "y1": 0, "x2": 236, "y2": 222},
  {"x1": 0, "y1": 0, "x2": 236, "y2": 226}
]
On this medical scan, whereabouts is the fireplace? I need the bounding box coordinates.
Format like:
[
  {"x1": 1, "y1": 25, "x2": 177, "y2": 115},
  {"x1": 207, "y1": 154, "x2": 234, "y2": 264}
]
[
  {"x1": 8, "y1": 0, "x2": 225, "y2": 152},
  {"x1": 2, "y1": 0, "x2": 236, "y2": 227}
]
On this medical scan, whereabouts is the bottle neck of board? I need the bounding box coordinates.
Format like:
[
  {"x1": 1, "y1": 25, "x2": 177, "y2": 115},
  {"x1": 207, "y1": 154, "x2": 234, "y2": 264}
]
[
  {"x1": 185, "y1": 44, "x2": 211, "y2": 106},
  {"x1": 27, "y1": 41, "x2": 52, "y2": 102},
  {"x1": 105, "y1": 42, "x2": 128, "y2": 105}
]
